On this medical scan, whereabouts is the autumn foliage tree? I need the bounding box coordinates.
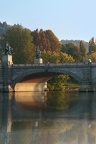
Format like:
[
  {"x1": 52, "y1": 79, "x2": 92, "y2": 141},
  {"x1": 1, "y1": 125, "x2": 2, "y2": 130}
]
[{"x1": 31, "y1": 29, "x2": 61, "y2": 52}]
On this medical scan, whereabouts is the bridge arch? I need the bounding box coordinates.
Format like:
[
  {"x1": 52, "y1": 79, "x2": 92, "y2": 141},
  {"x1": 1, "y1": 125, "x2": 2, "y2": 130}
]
[{"x1": 11, "y1": 69, "x2": 83, "y2": 91}]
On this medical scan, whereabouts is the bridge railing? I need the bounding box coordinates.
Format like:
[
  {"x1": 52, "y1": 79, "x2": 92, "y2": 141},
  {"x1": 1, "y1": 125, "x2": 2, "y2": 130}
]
[
  {"x1": 0, "y1": 62, "x2": 96, "y2": 68},
  {"x1": 13, "y1": 63, "x2": 84, "y2": 67},
  {"x1": 0, "y1": 63, "x2": 85, "y2": 67},
  {"x1": 1, "y1": 62, "x2": 96, "y2": 68}
]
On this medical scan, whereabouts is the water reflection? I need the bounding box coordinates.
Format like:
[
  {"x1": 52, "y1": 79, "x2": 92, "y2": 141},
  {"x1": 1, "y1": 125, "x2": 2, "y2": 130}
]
[
  {"x1": 47, "y1": 91, "x2": 79, "y2": 110},
  {"x1": 0, "y1": 91, "x2": 96, "y2": 144},
  {"x1": 15, "y1": 92, "x2": 47, "y2": 110}
]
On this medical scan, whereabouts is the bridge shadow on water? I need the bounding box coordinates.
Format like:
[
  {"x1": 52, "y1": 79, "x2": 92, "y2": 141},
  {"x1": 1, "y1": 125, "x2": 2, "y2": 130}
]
[{"x1": 0, "y1": 91, "x2": 96, "y2": 144}]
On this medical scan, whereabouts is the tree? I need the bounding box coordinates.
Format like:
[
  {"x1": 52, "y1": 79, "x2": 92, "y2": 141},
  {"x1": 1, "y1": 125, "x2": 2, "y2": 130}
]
[
  {"x1": 79, "y1": 40, "x2": 86, "y2": 61},
  {"x1": 65, "y1": 43, "x2": 81, "y2": 62},
  {"x1": 89, "y1": 37, "x2": 96, "y2": 54},
  {"x1": 59, "y1": 52, "x2": 74, "y2": 63},
  {"x1": 42, "y1": 51, "x2": 59, "y2": 63},
  {"x1": 60, "y1": 44, "x2": 67, "y2": 53},
  {"x1": 31, "y1": 29, "x2": 61, "y2": 52},
  {"x1": 42, "y1": 51, "x2": 74, "y2": 63},
  {"x1": 0, "y1": 24, "x2": 35, "y2": 64},
  {"x1": 45, "y1": 30, "x2": 61, "y2": 52},
  {"x1": 48, "y1": 75, "x2": 69, "y2": 91},
  {"x1": 88, "y1": 52, "x2": 96, "y2": 62}
]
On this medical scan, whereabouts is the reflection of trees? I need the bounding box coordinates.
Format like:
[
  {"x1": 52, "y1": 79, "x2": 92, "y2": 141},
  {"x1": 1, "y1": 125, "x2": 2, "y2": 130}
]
[
  {"x1": 47, "y1": 91, "x2": 79, "y2": 110},
  {"x1": 47, "y1": 92, "x2": 69, "y2": 110}
]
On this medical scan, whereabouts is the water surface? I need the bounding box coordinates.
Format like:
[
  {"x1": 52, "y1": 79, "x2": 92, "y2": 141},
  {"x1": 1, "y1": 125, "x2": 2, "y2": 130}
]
[{"x1": 0, "y1": 91, "x2": 96, "y2": 144}]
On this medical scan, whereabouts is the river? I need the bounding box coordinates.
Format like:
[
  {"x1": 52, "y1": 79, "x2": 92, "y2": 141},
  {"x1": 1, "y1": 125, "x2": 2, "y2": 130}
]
[{"x1": 0, "y1": 91, "x2": 96, "y2": 144}]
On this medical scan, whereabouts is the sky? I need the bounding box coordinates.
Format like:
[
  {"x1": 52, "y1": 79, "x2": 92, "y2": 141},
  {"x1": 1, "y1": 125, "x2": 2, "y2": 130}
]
[{"x1": 0, "y1": 0, "x2": 96, "y2": 42}]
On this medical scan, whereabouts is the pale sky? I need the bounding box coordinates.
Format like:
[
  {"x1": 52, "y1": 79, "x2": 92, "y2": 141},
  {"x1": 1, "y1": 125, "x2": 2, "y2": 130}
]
[{"x1": 0, "y1": 0, "x2": 96, "y2": 42}]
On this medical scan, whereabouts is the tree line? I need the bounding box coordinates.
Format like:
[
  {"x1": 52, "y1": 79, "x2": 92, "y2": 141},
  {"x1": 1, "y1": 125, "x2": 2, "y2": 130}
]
[{"x1": 0, "y1": 23, "x2": 96, "y2": 63}]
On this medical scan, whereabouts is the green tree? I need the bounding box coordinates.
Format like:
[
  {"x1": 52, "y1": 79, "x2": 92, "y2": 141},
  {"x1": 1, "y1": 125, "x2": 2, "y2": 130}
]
[
  {"x1": 42, "y1": 51, "x2": 59, "y2": 63},
  {"x1": 1, "y1": 24, "x2": 35, "y2": 64},
  {"x1": 65, "y1": 43, "x2": 81, "y2": 62},
  {"x1": 48, "y1": 75, "x2": 69, "y2": 91},
  {"x1": 79, "y1": 40, "x2": 86, "y2": 61},
  {"x1": 89, "y1": 37, "x2": 96, "y2": 54},
  {"x1": 59, "y1": 52, "x2": 74, "y2": 63},
  {"x1": 60, "y1": 44, "x2": 67, "y2": 53},
  {"x1": 42, "y1": 51, "x2": 74, "y2": 63}
]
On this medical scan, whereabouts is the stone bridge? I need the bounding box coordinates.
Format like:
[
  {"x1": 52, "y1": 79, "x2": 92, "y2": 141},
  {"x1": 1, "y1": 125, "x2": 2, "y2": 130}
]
[{"x1": 1, "y1": 54, "x2": 96, "y2": 92}]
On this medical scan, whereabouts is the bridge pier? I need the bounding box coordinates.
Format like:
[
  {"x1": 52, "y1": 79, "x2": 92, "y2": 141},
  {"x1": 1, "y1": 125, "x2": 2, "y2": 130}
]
[
  {"x1": 79, "y1": 60, "x2": 93, "y2": 92},
  {"x1": 1, "y1": 53, "x2": 13, "y2": 92},
  {"x1": 0, "y1": 82, "x2": 13, "y2": 92}
]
